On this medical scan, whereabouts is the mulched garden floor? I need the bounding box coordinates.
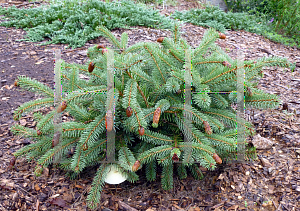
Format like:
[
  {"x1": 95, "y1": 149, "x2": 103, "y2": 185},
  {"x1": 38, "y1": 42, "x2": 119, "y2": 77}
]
[{"x1": 1, "y1": 0, "x2": 300, "y2": 210}]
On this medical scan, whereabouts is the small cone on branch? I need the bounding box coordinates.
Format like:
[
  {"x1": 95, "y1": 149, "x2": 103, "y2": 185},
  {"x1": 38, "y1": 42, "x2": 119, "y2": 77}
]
[
  {"x1": 37, "y1": 130, "x2": 42, "y2": 136},
  {"x1": 126, "y1": 106, "x2": 133, "y2": 117},
  {"x1": 105, "y1": 109, "x2": 113, "y2": 132},
  {"x1": 213, "y1": 153, "x2": 222, "y2": 164},
  {"x1": 132, "y1": 160, "x2": 140, "y2": 171},
  {"x1": 152, "y1": 107, "x2": 161, "y2": 128},
  {"x1": 139, "y1": 126, "x2": 145, "y2": 136},
  {"x1": 83, "y1": 143, "x2": 88, "y2": 151},
  {"x1": 157, "y1": 37, "x2": 164, "y2": 43},
  {"x1": 88, "y1": 62, "x2": 95, "y2": 73},
  {"x1": 97, "y1": 44, "x2": 105, "y2": 49},
  {"x1": 203, "y1": 121, "x2": 212, "y2": 135},
  {"x1": 57, "y1": 101, "x2": 67, "y2": 113},
  {"x1": 172, "y1": 153, "x2": 179, "y2": 162},
  {"x1": 219, "y1": 33, "x2": 226, "y2": 39}
]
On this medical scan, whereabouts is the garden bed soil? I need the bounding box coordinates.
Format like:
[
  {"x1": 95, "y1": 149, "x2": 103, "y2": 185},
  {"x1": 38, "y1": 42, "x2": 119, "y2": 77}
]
[{"x1": 1, "y1": 0, "x2": 300, "y2": 210}]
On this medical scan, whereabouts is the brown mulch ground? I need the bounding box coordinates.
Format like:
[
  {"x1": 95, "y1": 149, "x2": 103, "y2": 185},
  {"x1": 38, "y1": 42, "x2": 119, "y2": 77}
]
[{"x1": 1, "y1": 0, "x2": 300, "y2": 210}]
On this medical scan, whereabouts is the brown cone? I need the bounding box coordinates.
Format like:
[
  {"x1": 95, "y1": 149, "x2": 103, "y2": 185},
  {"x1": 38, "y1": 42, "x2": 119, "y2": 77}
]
[
  {"x1": 57, "y1": 101, "x2": 67, "y2": 113},
  {"x1": 37, "y1": 130, "x2": 42, "y2": 136},
  {"x1": 88, "y1": 62, "x2": 95, "y2": 73},
  {"x1": 139, "y1": 127, "x2": 145, "y2": 136},
  {"x1": 132, "y1": 160, "x2": 140, "y2": 171},
  {"x1": 213, "y1": 153, "x2": 222, "y2": 164},
  {"x1": 157, "y1": 37, "x2": 164, "y2": 43},
  {"x1": 97, "y1": 44, "x2": 105, "y2": 49},
  {"x1": 153, "y1": 107, "x2": 161, "y2": 124},
  {"x1": 83, "y1": 143, "x2": 88, "y2": 151},
  {"x1": 203, "y1": 121, "x2": 212, "y2": 135},
  {"x1": 219, "y1": 33, "x2": 226, "y2": 39},
  {"x1": 172, "y1": 153, "x2": 179, "y2": 162},
  {"x1": 126, "y1": 106, "x2": 133, "y2": 117}
]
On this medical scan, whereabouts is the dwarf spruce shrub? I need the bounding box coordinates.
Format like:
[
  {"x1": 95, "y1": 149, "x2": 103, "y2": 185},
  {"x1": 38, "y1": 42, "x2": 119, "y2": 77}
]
[{"x1": 11, "y1": 24, "x2": 291, "y2": 209}]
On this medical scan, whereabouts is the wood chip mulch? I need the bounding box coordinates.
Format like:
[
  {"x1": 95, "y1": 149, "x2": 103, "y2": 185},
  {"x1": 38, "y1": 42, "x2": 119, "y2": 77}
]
[{"x1": 0, "y1": 0, "x2": 300, "y2": 210}]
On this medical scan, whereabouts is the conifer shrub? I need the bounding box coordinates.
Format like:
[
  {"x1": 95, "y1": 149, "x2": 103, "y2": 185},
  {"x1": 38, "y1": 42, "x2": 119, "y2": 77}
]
[
  {"x1": 171, "y1": 5, "x2": 300, "y2": 48},
  {"x1": 11, "y1": 24, "x2": 291, "y2": 209},
  {"x1": 0, "y1": 0, "x2": 175, "y2": 48}
]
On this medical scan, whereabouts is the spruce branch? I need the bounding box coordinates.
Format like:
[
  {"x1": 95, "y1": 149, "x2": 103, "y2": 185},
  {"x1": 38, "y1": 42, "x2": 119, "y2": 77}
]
[
  {"x1": 16, "y1": 75, "x2": 54, "y2": 98},
  {"x1": 13, "y1": 98, "x2": 54, "y2": 121},
  {"x1": 13, "y1": 140, "x2": 46, "y2": 158},
  {"x1": 37, "y1": 138, "x2": 78, "y2": 167},
  {"x1": 10, "y1": 124, "x2": 37, "y2": 137},
  {"x1": 97, "y1": 25, "x2": 122, "y2": 49},
  {"x1": 161, "y1": 163, "x2": 173, "y2": 190},
  {"x1": 86, "y1": 164, "x2": 109, "y2": 209},
  {"x1": 146, "y1": 160, "x2": 157, "y2": 181},
  {"x1": 36, "y1": 110, "x2": 55, "y2": 132}
]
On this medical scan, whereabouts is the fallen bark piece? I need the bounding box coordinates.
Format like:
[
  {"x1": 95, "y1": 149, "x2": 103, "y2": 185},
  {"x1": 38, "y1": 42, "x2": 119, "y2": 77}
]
[
  {"x1": 48, "y1": 198, "x2": 70, "y2": 208},
  {"x1": 8, "y1": 156, "x2": 16, "y2": 170},
  {"x1": 118, "y1": 201, "x2": 138, "y2": 211},
  {"x1": 250, "y1": 134, "x2": 274, "y2": 149},
  {"x1": 260, "y1": 157, "x2": 272, "y2": 167},
  {"x1": 258, "y1": 47, "x2": 273, "y2": 55}
]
